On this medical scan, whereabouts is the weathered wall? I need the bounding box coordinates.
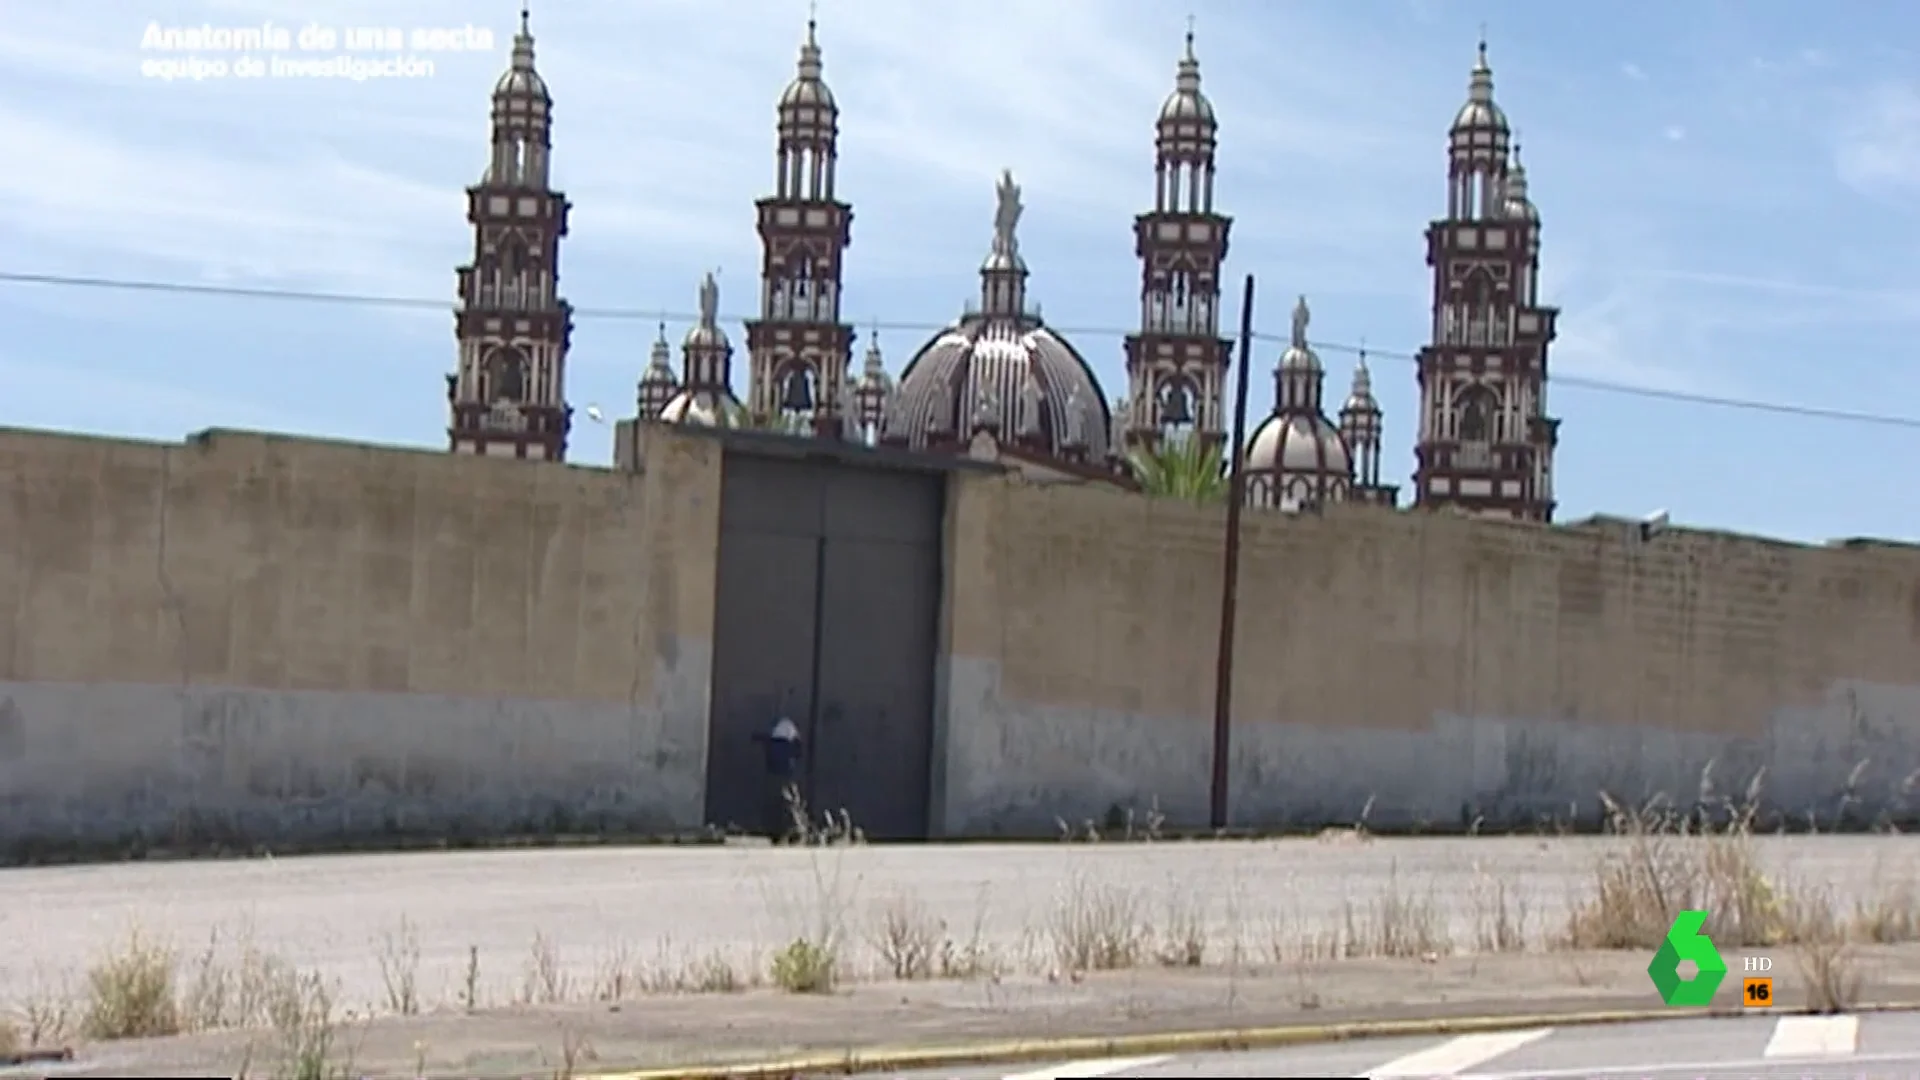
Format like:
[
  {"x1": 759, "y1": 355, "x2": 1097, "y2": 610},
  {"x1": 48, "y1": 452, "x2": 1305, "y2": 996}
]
[
  {"x1": 0, "y1": 424, "x2": 723, "y2": 858},
  {"x1": 940, "y1": 474, "x2": 1920, "y2": 834}
]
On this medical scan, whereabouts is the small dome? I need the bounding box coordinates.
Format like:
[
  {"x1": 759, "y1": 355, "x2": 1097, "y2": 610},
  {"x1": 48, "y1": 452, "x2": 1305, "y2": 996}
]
[
  {"x1": 1245, "y1": 413, "x2": 1350, "y2": 476},
  {"x1": 1502, "y1": 148, "x2": 1539, "y2": 222},
  {"x1": 884, "y1": 320, "x2": 1110, "y2": 461},
  {"x1": 1279, "y1": 340, "x2": 1321, "y2": 374},
  {"x1": 1341, "y1": 355, "x2": 1380, "y2": 415},
  {"x1": 683, "y1": 323, "x2": 729, "y2": 351},
  {"x1": 494, "y1": 14, "x2": 549, "y2": 100},
  {"x1": 780, "y1": 22, "x2": 836, "y2": 111},
  {"x1": 1157, "y1": 33, "x2": 1215, "y2": 125},
  {"x1": 1450, "y1": 41, "x2": 1507, "y2": 133}
]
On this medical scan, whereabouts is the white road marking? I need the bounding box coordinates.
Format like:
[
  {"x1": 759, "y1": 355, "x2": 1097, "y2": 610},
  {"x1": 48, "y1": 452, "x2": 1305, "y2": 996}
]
[
  {"x1": 1370, "y1": 1028, "x2": 1555, "y2": 1078},
  {"x1": 1002, "y1": 1055, "x2": 1174, "y2": 1079},
  {"x1": 1763, "y1": 1014, "x2": 1860, "y2": 1058}
]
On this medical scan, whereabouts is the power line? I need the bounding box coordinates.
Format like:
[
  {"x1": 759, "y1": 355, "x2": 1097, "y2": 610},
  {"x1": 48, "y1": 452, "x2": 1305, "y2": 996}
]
[{"x1": 5, "y1": 268, "x2": 1920, "y2": 431}]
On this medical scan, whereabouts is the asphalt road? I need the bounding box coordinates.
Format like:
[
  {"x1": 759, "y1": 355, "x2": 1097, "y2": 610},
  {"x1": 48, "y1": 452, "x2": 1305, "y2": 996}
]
[{"x1": 892, "y1": 1012, "x2": 1920, "y2": 1079}]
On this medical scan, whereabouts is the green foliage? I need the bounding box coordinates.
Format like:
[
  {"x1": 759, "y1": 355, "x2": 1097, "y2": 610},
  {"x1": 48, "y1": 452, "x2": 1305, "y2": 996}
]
[{"x1": 1128, "y1": 437, "x2": 1230, "y2": 504}]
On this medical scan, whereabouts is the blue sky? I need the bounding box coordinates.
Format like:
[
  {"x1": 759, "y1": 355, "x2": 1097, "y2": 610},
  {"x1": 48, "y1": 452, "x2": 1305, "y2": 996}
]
[{"x1": 1, "y1": 0, "x2": 1916, "y2": 543}]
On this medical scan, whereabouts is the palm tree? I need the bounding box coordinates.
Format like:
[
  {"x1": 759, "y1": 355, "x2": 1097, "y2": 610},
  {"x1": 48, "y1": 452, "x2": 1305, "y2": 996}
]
[{"x1": 1128, "y1": 436, "x2": 1231, "y2": 504}]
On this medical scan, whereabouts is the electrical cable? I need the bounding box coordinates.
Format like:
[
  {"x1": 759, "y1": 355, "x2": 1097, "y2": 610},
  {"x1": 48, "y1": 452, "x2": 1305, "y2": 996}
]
[{"x1": 4, "y1": 269, "x2": 1918, "y2": 430}]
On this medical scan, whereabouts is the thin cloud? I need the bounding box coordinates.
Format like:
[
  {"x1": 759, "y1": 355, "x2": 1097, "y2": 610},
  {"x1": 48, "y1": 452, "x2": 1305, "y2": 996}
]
[
  {"x1": 1622, "y1": 62, "x2": 1648, "y2": 81},
  {"x1": 1836, "y1": 81, "x2": 1920, "y2": 196}
]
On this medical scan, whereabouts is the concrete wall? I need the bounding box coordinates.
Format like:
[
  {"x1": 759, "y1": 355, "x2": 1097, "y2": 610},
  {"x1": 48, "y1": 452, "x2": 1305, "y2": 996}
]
[
  {"x1": 0, "y1": 425, "x2": 723, "y2": 859},
  {"x1": 939, "y1": 473, "x2": 1920, "y2": 834},
  {"x1": 8, "y1": 419, "x2": 1920, "y2": 851}
]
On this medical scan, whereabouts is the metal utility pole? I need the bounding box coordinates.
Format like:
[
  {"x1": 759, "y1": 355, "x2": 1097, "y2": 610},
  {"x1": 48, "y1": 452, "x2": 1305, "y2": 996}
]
[{"x1": 1210, "y1": 274, "x2": 1256, "y2": 832}]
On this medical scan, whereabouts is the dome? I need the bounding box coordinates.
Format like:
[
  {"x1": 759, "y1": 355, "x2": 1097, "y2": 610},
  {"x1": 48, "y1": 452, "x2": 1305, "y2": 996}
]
[
  {"x1": 1157, "y1": 34, "x2": 1215, "y2": 125},
  {"x1": 1502, "y1": 150, "x2": 1539, "y2": 222},
  {"x1": 683, "y1": 323, "x2": 729, "y2": 351},
  {"x1": 882, "y1": 168, "x2": 1111, "y2": 464},
  {"x1": 1246, "y1": 412, "x2": 1350, "y2": 475},
  {"x1": 884, "y1": 319, "x2": 1111, "y2": 461},
  {"x1": 494, "y1": 15, "x2": 549, "y2": 100},
  {"x1": 1450, "y1": 41, "x2": 1507, "y2": 133},
  {"x1": 658, "y1": 389, "x2": 740, "y2": 427},
  {"x1": 780, "y1": 23, "x2": 836, "y2": 111},
  {"x1": 1340, "y1": 355, "x2": 1380, "y2": 416}
]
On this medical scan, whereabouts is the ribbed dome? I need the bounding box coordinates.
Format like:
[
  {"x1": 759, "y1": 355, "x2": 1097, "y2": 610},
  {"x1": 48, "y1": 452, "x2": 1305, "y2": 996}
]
[
  {"x1": 1157, "y1": 33, "x2": 1215, "y2": 125},
  {"x1": 1246, "y1": 412, "x2": 1350, "y2": 475},
  {"x1": 1502, "y1": 148, "x2": 1539, "y2": 222},
  {"x1": 884, "y1": 318, "x2": 1111, "y2": 461},
  {"x1": 882, "y1": 169, "x2": 1111, "y2": 465},
  {"x1": 658, "y1": 389, "x2": 740, "y2": 427},
  {"x1": 780, "y1": 21, "x2": 836, "y2": 111},
  {"x1": 1451, "y1": 42, "x2": 1507, "y2": 133},
  {"x1": 494, "y1": 13, "x2": 549, "y2": 100}
]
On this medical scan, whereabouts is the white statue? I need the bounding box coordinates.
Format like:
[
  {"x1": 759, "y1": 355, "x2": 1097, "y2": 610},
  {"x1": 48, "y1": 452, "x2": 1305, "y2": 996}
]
[
  {"x1": 992, "y1": 169, "x2": 1023, "y2": 254},
  {"x1": 1290, "y1": 294, "x2": 1310, "y2": 346},
  {"x1": 698, "y1": 272, "x2": 720, "y2": 326}
]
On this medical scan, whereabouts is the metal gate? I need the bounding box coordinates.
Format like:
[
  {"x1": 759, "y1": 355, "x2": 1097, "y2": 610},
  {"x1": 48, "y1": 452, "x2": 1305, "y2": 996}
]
[{"x1": 703, "y1": 451, "x2": 944, "y2": 840}]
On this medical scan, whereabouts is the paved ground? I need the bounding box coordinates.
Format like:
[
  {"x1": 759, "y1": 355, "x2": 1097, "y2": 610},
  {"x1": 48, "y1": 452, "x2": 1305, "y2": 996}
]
[
  {"x1": 11, "y1": 946, "x2": 1920, "y2": 1078},
  {"x1": 899, "y1": 1012, "x2": 1920, "y2": 1079},
  {"x1": 4, "y1": 835, "x2": 1917, "y2": 1011}
]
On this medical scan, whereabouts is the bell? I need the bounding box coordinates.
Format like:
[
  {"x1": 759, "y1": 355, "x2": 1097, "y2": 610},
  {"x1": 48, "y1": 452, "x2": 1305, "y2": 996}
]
[
  {"x1": 1159, "y1": 382, "x2": 1193, "y2": 425},
  {"x1": 781, "y1": 369, "x2": 815, "y2": 412}
]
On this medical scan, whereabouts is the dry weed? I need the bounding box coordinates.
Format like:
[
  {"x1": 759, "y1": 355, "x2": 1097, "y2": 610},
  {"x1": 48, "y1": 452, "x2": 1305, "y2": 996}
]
[
  {"x1": 19, "y1": 975, "x2": 75, "y2": 1048},
  {"x1": 547, "y1": 1025, "x2": 597, "y2": 1080},
  {"x1": 868, "y1": 893, "x2": 942, "y2": 980},
  {"x1": 81, "y1": 924, "x2": 180, "y2": 1040},
  {"x1": 1048, "y1": 875, "x2": 1148, "y2": 973},
  {"x1": 1341, "y1": 865, "x2": 1451, "y2": 959},
  {"x1": 1469, "y1": 869, "x2": 1532, "y2": 953},
  {"x1": 374, "y1": 914, "x2": 421, "y2": 1016},
  {"x1": 520, "y1": 932, "x2": 573, "y2": 1005},
  {"x1": 460, "y1": 944, "x2": 482, "y2": 1012},
  {"x1": 1785, "y1": 884, "x2": 1864, "y2": 1013},
  {"x1": 1850, "y1": 872, "x2": 1920, "y2": 943},
  {"x1": 1153, "y1": 890, "x2": 1207, "y2": 967},
  {"x1": 1563, "y1": 782, "x2": 1783, "y2": 950},
  {"x1": 0, "y1": 1012, "x2": 18, "y2": 1057}
]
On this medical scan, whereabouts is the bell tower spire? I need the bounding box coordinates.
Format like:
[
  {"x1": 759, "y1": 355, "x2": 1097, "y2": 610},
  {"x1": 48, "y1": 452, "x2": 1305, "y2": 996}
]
[
  {"x1": 1412, "y1": 38, "x2": 1559, "y2": 521},
  {"x1": 1122, "y1": 23, "x2": 1233, "y2": 453},
  {"x1": 446, "y1": 4, "x2": 573, "y2": 461},
  {"x1": 745, "y1": 12, "x2": 856, "y2": 438}
]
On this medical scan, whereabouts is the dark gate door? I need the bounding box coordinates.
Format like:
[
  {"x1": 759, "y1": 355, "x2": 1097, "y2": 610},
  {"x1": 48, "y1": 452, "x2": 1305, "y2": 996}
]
[{"x1": 704, "y1": 452, "x2": 944, "y2": 840}]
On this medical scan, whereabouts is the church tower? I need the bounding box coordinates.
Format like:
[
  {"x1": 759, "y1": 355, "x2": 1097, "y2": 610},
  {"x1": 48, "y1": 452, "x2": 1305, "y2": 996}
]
[
  {"x1": 1122, "y1": 28, "x2": 1233, "y2": 451},
  {"x1": 1412, "y1": 40, "x2": 1559, "y2": 521},
  {"x1": 745, "y1": 17, "x2": 856, "y2": 438},
  {"x1": 447, "y1": 7, "x2": 573, "y2": 461}
]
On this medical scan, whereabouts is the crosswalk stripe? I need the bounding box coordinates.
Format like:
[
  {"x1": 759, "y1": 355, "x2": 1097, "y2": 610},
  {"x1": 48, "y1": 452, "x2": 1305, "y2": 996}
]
[
  {"x1": 1763, "y1": 1014, "x2": 1860, "y2": 1058},
  {"x1": 1002, "y1": 1055, "x2": 1174, "y2": 1080},
  {"x1": 1370, "y1": 1028, "x2": 1555, "y2": 1077}
]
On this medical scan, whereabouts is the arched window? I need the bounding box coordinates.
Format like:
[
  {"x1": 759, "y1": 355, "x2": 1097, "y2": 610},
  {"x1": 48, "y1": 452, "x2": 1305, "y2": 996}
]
[
  {"x1": 1157, "y1": 375, "x2": 1196, "y2": 442},
  {"x1": 488, "y1": 347, "x2": 528, "y2": 403},
  {"x1": 1457, "y1": 384, "x2": 1497, "y2": 443}
]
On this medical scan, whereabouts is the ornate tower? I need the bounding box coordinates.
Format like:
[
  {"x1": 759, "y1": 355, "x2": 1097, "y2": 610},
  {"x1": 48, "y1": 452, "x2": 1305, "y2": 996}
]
[
  {"x1": 851, "y1": 332, "x2": 892, "y2": 444},
  {"x1": 637, "y1": 324, "x2": 679, "y2": 418},
  {"x1": 745, "y1": 18, "x2": 855, "y2": 438},
  {"x1": 1122, "y1": 28, "x2": 1233, "y2": 451},
  {"x1": 1412, "y1": 40, "x2": 1559, "y2": 521},
  {"x1": 447, "y1": 8, "x2": 573, "y2": 461},
  {"x1": 1338, "y1": 352, "x2": 1397, "y2": 506}
]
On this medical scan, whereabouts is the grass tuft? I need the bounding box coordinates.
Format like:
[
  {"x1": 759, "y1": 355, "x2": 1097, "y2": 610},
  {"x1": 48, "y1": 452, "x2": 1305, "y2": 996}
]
[
  {"x1": 769, "y1": 937, "x2": 837, "y2": 993},
  {"x1": 81, "y1": 925, "x2": 180, "y2": 1040}
]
